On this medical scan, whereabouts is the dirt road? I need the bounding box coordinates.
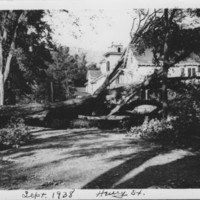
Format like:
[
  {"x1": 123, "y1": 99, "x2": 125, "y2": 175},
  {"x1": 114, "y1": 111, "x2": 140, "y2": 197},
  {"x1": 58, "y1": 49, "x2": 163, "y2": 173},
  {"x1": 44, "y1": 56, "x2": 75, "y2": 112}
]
[{"x1": 0, "y1": 128, "x2": 199, "y2": 189}]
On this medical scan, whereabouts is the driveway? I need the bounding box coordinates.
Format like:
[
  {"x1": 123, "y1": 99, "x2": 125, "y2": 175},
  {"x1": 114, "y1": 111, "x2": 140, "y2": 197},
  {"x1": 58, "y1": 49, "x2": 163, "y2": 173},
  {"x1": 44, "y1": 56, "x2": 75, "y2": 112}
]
[{"x1": 0, "y1": 128, "x2": 199, "y2": 189}]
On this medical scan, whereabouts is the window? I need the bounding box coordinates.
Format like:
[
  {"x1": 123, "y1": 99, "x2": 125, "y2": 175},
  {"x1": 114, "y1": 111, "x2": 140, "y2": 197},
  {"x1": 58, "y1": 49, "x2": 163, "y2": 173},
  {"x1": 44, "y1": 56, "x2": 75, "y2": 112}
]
[
  {"x1": 106, "y1": 61, "x2": 110, "y2": 72},
  {"x1": 181, "y1": 68, "x2": 185, "y2": 77},
  {"x1": 198, "y1": 65, "x2": 200, "y2": 73},
  {"x1": 118, "y1": 47, "x2": 121, "y2": 53},
  {"x1": 188, "y1": 68, "x2": 192, "y2": 77},
  {"x1": 192, "y1": 68, "x2": 196, "y2": 77}
]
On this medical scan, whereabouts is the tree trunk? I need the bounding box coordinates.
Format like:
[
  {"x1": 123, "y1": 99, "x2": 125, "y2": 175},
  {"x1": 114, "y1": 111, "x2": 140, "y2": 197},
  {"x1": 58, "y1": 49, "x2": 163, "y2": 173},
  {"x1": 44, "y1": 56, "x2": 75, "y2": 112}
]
[
  {"x1": 0, "y1": 72, "x2": 4, "y2": 105},
  {"x1": 161, "y1": 64, "x2": 168, "y2": 119},
  {"x1": 162, "y1": 9, "x2": 170, "y2": 119},
  {"x1": 50, "y1": 80, "x2": 54, "y2": 102},
  {"x1": 0, "y1": 12, "x2": 24, "y2": 106},
  {"x1": 0, "y1": 40, "x2": 4, "y2": 106},
  {"x1": 0, "y1": 95, "x2": 96, "y2": 117}
]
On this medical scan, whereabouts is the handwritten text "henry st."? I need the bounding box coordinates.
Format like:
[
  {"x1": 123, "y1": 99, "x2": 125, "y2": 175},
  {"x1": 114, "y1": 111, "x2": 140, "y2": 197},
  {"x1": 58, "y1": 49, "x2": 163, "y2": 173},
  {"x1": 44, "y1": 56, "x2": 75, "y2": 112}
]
[{"x1": 96, "y1": 189, "x2": 145, "y2": 199}]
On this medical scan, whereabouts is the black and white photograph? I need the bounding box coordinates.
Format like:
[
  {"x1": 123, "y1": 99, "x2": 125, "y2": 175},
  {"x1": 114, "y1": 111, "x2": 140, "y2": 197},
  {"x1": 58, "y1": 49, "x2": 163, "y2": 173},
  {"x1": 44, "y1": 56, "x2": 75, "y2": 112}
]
[{"x1": 0, "y1": 0, "x2": 200, "y2": 199}]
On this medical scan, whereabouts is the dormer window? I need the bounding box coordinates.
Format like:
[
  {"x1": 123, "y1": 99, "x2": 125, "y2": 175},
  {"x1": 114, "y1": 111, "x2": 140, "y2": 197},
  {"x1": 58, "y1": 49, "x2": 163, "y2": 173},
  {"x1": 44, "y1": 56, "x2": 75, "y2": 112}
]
[{"x1": 106, "y1": 61, "x2": 110, "y2": 72}]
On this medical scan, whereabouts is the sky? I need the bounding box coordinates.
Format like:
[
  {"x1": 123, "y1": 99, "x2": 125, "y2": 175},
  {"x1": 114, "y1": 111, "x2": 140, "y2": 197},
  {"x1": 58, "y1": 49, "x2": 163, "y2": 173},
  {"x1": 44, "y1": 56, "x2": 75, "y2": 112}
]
[
  {"x1": 45, "y1": 9, "x2": 134, "y2": 51},
  {"x1": 1, "y1": 0, "x2": 198, "y2": 52}
]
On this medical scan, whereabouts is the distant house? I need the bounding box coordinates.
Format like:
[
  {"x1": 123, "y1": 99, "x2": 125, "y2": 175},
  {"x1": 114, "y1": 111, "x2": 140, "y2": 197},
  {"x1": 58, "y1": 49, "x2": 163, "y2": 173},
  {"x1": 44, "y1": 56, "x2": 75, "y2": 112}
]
[
  {"x1": 85, "y1": 44, "x2": 123, "y2": 94},
  {"x1": 85, "y1": 70, "x2": 106, "y2": 94},
  {"x1": 74, "y1": 87, "x2": 90, "y2": 98},
  {"x1": 86, "y1": 43, "x2": 200, "y2": 94}
]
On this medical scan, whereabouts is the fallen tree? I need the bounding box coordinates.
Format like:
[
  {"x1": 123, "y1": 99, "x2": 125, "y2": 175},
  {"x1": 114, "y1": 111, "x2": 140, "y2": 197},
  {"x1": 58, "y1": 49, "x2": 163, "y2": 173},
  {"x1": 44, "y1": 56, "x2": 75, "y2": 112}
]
[
  {"x1": 0, "y1": 67, "x2": 193, "y2": 128},
  {"x1": 0, "y1": 95, "x2": 101, "y2": 127},
  {"x1": 0, "y1": 95, "x2": 95, "y2": 117}
]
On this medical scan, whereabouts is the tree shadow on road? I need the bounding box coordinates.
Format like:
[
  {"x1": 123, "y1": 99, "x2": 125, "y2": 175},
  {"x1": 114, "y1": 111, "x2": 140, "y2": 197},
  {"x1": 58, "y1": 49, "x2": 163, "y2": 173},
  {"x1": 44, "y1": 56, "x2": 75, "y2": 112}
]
[
  {"x1": 2, "y1": 129, "x2": 111, "y2": 157},
  {"x1": 115, "y1": 153, "x2": 200, "y2": 188},
  {"x1": 83, "y1": 145, "x2": 200, "y2": 189},
  {"x1": 83, "y1": 147, "x2": 164, "y2": 189}
]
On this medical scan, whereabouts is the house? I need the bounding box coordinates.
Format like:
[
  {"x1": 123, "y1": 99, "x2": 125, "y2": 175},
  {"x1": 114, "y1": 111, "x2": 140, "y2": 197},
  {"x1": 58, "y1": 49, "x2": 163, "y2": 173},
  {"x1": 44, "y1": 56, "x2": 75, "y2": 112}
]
[
  {"x1": 86, "y1": 43, "x2": 200, "y2": 94},
  {"x1": 74, "y1": 87, "x2": 90, "y2": 98},
  {"x1": 85, "y1": 43, "x2": 123, "y2": 94},
  {"x1": 85, "y1": 69, "x2": 106, "y2": 94}
]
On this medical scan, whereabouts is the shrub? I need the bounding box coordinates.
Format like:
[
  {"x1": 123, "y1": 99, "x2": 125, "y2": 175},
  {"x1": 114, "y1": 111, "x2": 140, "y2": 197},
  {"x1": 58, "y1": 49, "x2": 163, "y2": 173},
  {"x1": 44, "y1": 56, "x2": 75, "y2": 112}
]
[
  {"x1": 128, "y1": 82, "x2": 200, "y2": 142},
  {"x1": 170, "y1": 99, "x2": 200, "y2": 136},
  {"x1": 128, "y1": 100, "x2": 200, "y2": 142},
  {"x1": 0, "y1": 117, "x2": 31, "y2": 149},
  {"x1": 128, "y1": 117, "x2": 177, "y2": 141}
]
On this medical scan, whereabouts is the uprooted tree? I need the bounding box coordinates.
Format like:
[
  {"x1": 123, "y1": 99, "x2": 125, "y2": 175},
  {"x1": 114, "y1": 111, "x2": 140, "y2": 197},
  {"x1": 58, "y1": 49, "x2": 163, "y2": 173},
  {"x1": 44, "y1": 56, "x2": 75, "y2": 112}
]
[
  {"x1": 95, "y1": 8, "x2": 200, "y2": 119},
  {"x1": 1, "y1": 9, "x2": 200, "y2": 126}
]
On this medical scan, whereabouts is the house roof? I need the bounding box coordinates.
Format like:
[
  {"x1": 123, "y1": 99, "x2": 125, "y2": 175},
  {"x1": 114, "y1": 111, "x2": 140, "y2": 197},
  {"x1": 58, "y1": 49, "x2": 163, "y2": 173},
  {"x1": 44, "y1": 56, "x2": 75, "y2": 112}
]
[
  {"x1": 99, "y1": 58, "x2": 106, "y2": 64},
  {"x1": 104, "y1": 52, "x2": 123, "y2": 57},
  {"x1": 134, "y1": 49, "x2": 200, "y2": 66},
  {"x1": 92, "y1": 74, "x2": 106, "y2": 83},
  {"x1": 135, "y1": 49, "x2": 154, "y2": 65},
  {"x1": 87, "y1": 69, "x2": 103, "y2": 81},
  {"x1": 178, "y1": 54, "x2": 200, "y2": 65}
]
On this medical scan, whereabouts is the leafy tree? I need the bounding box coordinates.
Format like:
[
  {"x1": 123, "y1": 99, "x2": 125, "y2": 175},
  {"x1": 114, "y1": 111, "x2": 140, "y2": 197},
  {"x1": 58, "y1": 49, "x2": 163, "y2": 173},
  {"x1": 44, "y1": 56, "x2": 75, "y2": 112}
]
[
  {"x1": 36, "y1": 46, "x2": 87, "y2": 102},
  {"x1": 0, "y1": 10, "x2": 54, "y2": 105},
  {"x1": 73, "y1": 53, "x2": 87, "y2": 87},
  {"x1": 130, "y1": 9, "x2": 200, "y2": 118}
]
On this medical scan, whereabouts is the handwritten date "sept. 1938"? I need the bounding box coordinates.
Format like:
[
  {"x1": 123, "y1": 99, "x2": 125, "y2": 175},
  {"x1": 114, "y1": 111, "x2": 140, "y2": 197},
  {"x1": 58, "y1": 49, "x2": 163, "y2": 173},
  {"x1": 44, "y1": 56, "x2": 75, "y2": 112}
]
[{"x1": 22, "y1": 189, "x2": 75, "y2": 199}]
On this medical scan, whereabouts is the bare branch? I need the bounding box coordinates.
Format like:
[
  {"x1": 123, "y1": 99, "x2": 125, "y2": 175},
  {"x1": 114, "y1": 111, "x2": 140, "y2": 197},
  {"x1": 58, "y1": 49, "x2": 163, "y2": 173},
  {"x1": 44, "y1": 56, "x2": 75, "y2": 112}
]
[
  {"x1": 130, "y1": 17, "x2": 136, "y2": 39},
  {"x1": 141, "y1": 9, "x2": 149, "y2": 21},
  {"x1": 134, "y1": 10, "x2": 142, "y2": 35},
  {"x1": 133, "y1": 9, "x2": 159, "y2": 41},
  {"x1": 169, "y1": 9, "x2": 178, "y2": 25}
]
